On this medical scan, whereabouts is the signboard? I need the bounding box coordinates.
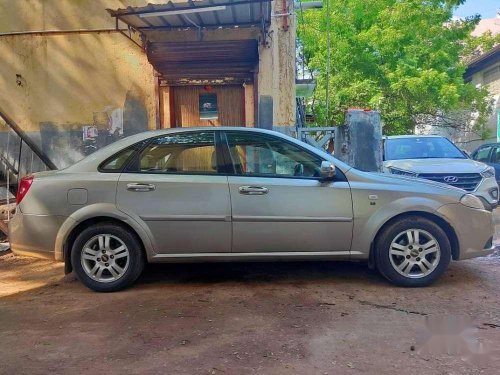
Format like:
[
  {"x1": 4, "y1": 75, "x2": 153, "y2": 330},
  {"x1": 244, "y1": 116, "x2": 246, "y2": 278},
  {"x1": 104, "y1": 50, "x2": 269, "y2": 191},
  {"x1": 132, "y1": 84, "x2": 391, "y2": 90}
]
[{"x1": 199, "y1": 93, "x2": 218, "y2": 120}]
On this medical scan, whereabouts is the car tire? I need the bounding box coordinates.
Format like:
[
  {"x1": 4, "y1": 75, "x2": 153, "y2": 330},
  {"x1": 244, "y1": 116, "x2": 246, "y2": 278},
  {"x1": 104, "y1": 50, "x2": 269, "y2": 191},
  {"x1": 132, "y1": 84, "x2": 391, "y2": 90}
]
[
  {"x1": 375, "y1": 216, "x2": 451, "y2": 287},
  {"x1": 71, "y1": 223, "x2": 145, "y2": 292}
]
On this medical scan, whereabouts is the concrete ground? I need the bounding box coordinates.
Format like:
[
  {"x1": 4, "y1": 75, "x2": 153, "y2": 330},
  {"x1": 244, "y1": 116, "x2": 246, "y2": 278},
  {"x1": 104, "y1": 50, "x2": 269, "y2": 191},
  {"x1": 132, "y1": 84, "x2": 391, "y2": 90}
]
[{"x1": 1, "y1": 216, "x2": 500, "y2": 374}]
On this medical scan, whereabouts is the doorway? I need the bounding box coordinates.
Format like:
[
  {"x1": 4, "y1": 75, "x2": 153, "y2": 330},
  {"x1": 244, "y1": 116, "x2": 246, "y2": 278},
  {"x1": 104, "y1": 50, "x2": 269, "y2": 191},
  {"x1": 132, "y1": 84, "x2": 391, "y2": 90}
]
[{"x1": 163, "y1": 85, "x2": 245, "y2": 128}]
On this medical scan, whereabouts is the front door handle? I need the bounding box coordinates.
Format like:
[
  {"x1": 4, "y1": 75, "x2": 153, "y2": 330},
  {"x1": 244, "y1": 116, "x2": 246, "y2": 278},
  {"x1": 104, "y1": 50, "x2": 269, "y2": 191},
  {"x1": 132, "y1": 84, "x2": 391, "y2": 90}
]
[
  {"x1": 127, "y1": 183, "x2": 156, "y2": 192},
  {"x1": 238, "y1": 186, "x2": 269, "y2": 195}
]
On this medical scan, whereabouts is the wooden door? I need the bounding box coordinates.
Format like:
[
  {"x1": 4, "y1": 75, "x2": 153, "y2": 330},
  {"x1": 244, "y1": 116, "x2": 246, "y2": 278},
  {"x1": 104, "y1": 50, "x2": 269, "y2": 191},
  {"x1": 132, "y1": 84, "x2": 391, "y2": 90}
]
[{"x1": 172, "y1": 86, "x2": 244, "y2": 127}]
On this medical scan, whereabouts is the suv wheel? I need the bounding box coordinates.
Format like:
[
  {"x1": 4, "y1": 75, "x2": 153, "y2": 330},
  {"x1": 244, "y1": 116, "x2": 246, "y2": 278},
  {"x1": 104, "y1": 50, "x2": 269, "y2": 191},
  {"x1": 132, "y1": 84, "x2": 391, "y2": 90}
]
[
  {"x1": 375, "y1": 216, "x2": 451, "y2": 287},
  {"x1": 71, "y1": 223, "x2": 145, "y2": 292}
]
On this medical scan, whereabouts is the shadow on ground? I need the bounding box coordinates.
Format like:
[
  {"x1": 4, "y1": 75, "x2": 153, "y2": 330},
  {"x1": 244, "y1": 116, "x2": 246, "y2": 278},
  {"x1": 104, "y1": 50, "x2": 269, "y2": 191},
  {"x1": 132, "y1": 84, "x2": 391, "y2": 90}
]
[{"x1": 138, "y1": 260, "x2": 380, "y2": 286}]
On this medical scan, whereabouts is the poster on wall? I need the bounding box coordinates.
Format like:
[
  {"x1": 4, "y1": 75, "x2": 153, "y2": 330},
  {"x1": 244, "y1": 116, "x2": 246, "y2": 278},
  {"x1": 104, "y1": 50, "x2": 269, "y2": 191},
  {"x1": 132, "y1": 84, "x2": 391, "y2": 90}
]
[
  {"x1": 108, "y1": 107, "x2": 124, "y2": 137},
  {"x1": 82, "y1": 126, "x2": 98, "y2": 141},
  {"x1": 199, "y1": 93, "x2": 218, "y2": 120}
]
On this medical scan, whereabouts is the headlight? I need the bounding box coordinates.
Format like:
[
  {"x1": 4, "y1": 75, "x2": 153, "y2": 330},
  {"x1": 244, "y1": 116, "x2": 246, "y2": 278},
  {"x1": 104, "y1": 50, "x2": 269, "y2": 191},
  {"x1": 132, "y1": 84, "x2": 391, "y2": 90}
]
[
  {"x1": 460, "y1": 194, "x2": 485, "y2": 210},
  {"x1": 481, "y1": 167, "x2": 495, "y2": 178},
  {"x1": 388, "y1": 167, "x2": 417, "y2": 177}
]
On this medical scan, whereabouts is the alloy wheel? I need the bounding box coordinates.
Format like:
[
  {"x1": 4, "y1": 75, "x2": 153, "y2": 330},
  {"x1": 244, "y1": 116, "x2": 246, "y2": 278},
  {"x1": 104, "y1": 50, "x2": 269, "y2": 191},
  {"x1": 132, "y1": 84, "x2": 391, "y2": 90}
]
[
  {"x1": 80, "y1": 234, "x2": 130, "y2": 283},
  {"x1": 389, "y1": 229, "x2": 441, "y2": 279}
]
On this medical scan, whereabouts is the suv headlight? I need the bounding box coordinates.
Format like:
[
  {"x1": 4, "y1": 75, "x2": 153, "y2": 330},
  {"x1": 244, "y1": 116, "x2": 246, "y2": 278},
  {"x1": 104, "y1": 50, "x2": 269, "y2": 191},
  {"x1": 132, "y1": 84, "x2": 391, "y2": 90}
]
[
  {"x1": 481, "y1": 167, "x2": 495, "y2": 178},
  {"x1": 460, "y1": 193, "x2": 485, "y2": 210},
  {"x1": 388, "y1": 167, "x2": 417, "y2": 177}
]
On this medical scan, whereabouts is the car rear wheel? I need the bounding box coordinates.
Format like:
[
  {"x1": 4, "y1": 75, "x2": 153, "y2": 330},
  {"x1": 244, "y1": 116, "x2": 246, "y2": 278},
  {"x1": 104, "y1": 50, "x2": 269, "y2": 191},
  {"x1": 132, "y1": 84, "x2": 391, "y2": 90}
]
[
  {"x1": 71, "y1": 223, "x2": 145, "y2": 292},
  {"x1": 375, "y1": 216, "x2": 451, "y2": 287}
]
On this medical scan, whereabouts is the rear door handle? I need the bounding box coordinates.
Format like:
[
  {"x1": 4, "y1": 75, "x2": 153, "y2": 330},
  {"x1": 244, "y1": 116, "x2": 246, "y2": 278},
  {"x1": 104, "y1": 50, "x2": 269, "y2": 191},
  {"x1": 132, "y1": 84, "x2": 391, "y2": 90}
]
[
  {"x1": 238, "y1": 186, "x2": 269, "y2": 195},
  {"x1": 127, "y1": 183, "x2": 156, "y2": 192}
]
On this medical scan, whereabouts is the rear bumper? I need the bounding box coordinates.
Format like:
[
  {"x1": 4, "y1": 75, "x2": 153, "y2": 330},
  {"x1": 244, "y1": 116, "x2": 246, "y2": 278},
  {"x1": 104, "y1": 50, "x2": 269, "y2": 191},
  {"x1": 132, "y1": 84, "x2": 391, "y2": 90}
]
[
  {"x1": 437, "y1": 203, "x2": 495, "y2": 260},
  {"x1": 9, "y1": 212, "x2": 64, "y2": 260}
]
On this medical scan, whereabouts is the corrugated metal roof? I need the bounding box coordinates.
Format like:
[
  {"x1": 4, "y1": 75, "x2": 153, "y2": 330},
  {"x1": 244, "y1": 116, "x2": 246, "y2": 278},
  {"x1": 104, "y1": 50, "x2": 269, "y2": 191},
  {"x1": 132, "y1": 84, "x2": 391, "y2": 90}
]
[{"x1": 107, "y1": 0, "x2": 272, "y2": 31}]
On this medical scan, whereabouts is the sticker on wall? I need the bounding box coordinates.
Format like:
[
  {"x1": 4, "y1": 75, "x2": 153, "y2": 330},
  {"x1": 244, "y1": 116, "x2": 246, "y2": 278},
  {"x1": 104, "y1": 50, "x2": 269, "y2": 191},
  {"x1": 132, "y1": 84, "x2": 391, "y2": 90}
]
[
  {"x1": 82, "y1": 126, "x2": 98, "y2": 141},
  {"x1": 199, "y1": 93, "x2": 218, "y2": 120}
]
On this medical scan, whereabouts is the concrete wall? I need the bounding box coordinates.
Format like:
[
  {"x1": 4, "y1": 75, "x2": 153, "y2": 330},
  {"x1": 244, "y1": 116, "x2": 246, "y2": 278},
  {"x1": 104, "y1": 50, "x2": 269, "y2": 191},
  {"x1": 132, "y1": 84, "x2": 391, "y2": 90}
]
[
  {"x1": 0, "y1": 0, "x2": 159, "y2": 168},
  {"x1": 0, "y1": 0, "x2": 297, "y2": 168},
  {"x1": 258, "y1": 0, "x2": 296, "y2": 126}
]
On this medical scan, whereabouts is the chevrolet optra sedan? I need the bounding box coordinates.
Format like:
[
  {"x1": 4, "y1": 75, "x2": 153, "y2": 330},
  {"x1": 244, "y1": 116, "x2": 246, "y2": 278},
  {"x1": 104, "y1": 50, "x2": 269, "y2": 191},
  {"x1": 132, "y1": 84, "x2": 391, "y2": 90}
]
[{"x1": 10, "y1": 128, "x2": 495, "y2": 292}]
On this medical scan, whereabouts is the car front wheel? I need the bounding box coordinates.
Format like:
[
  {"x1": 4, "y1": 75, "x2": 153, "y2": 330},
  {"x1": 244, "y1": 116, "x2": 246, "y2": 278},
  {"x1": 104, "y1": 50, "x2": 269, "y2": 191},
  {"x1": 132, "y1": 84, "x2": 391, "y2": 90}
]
[
  {"x1": 71, "y1": 223, "x2": 145, "y2": 292},
  {"x1": 375, "y1": 216, "x2": 451, "y2": 287}
]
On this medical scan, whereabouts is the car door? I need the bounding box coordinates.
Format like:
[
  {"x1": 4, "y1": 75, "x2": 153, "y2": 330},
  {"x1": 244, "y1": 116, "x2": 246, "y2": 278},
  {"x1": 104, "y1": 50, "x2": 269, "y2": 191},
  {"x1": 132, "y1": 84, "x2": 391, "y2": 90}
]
[
  {"x1": 223, "y1": 131, "x2": 353, "y2": 254},
  {"x1": 116, "y1": 130, "x2": 232, "y2": 254},
  {"x1": 488, "y1": 146, "x2": 500, "y2": 184},
  {"x1": 472, "y1": 145, "x2": 493, "y2": 164}
]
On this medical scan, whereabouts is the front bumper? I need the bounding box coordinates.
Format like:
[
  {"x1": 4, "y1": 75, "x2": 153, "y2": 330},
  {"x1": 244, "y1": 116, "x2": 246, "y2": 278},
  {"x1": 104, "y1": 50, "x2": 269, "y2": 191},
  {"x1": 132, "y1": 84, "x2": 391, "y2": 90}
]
[
  {"x1": 437, "y1": 203, "x2": 495, "y2": 260},
  {"x1": 9, "y1": 212, "x2": 65, "y2": 260},
  {"x1": 472, "y1": 177, "x2": 498, "y2": 211}
]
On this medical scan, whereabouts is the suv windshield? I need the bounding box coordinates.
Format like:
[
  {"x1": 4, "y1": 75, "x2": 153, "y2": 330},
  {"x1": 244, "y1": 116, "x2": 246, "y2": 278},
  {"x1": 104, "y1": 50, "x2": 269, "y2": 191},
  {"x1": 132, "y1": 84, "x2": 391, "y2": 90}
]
[{"x1": 385, "y1": 137, "x2": 466, "y2": 161}]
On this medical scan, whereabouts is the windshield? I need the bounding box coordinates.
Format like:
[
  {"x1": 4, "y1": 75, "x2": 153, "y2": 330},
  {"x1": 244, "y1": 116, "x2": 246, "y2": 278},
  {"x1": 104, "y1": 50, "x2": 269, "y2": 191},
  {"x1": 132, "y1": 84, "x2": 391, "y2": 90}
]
[{"x1": 384, "y1": 137, "x2": 466, "y2": 161}]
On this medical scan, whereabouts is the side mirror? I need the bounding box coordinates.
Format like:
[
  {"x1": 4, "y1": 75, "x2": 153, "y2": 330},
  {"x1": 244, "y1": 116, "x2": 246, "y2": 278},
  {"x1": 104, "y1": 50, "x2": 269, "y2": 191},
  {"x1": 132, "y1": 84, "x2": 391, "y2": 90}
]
[{"x1": 320, "y1": 161, "x2": 336, "y2": 180}]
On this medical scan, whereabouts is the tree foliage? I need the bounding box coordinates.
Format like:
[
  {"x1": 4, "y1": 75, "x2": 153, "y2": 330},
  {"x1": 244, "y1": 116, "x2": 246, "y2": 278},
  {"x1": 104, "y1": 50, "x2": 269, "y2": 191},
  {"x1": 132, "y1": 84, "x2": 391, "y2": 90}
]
[{"x1": 297, "y1": 0, "x2": 496, "y2": 136}]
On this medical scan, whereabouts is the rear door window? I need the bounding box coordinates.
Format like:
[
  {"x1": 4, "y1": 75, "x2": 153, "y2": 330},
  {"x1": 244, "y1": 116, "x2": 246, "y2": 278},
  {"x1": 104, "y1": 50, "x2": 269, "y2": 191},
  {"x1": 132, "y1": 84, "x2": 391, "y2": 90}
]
[{"x1": 126, "y1": 132, "x2": 219, "y2": 174}]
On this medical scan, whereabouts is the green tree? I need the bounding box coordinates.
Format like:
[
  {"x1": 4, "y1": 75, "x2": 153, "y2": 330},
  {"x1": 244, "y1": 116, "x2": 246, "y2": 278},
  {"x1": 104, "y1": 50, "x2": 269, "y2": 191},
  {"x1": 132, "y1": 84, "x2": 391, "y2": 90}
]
[{"x1": 297, "y1": 0, "x2": 495, "y2": 136}]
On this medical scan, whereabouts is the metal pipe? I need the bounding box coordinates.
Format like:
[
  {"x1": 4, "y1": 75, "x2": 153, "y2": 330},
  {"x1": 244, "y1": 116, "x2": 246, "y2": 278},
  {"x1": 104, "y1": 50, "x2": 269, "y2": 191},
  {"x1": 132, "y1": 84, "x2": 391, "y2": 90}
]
[
  {"x1": 6, "y1": 131, "x2": 10, "y2": 218},
  {"x1": 0, "y1": 29, "x2": 127, "y2": 37},
  {"x1": 0, "y1": 108, "x2": 57, "y2": 170},
  {"x1": 6, "y1": 130, "x2": 9, "y2": 169},
  {"x1": 325, "y1": 0, "x2": 331, "y2": 126},
  {"x1": 18, "y1": 140, "x2": 23, "y2": 178},
  {"x1": 6, "y1": 168, "x2": 10, "y2": 221}
]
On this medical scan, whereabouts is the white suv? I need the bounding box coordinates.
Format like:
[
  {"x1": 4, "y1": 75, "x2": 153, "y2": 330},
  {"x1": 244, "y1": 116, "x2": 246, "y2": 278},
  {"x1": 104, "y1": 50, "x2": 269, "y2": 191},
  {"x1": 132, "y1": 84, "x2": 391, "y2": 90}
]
[{"x1": 383, "y1": 135, "x2": 499, "y2": 210}]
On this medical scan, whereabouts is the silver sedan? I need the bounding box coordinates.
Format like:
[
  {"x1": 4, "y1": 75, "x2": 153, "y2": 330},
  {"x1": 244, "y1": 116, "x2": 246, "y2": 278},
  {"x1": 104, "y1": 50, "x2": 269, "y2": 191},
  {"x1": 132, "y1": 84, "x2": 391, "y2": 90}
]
[{"x1": 9, "y1": 127, "x2": 495, "y2": 292}]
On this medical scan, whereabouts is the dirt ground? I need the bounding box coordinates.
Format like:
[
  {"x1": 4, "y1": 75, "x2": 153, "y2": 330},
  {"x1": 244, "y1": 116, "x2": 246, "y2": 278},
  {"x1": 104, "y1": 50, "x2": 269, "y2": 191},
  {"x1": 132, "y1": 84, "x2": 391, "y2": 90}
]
[{"x1": 1, "y1": 220, "x2": 500, "y2": 375}]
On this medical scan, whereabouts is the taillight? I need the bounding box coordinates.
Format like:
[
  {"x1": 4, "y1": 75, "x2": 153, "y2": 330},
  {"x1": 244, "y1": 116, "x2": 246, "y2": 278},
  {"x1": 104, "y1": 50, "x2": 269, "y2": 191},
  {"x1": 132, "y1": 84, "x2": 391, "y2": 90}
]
[{"x1": 16, "y1": 175, "x2": 34, "y2": 204}]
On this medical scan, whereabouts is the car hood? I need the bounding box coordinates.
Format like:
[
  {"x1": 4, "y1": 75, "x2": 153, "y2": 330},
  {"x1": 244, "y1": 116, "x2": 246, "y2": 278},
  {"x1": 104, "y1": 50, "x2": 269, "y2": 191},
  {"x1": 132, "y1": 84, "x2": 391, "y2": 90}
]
[
  {"x1": 384, "y1": 158, "x2": 488, "y2": 174},
  {"x1": 346, "y1": 168, "x2": 466, "y2": 202},
  {"x1": 368, "y1": 171, "x2": 464, "y2": 194}
]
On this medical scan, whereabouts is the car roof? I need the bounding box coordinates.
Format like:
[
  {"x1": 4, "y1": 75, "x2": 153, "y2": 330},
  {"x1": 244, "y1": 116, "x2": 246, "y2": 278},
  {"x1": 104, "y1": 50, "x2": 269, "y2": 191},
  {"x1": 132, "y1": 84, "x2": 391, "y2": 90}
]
[
  {"x1": 126, "y1": 126, "x2": 278, "y2": 136},
  {"x1": 81, "y1": 127, "x2": 292, "y2": 160},
  {"x1": 384, "y1": 135, "x2": 444, "y2": 139},
  {"x1": 62, "y1": 126, "x2": 352, "y2": 173},
  {"x1": 475, "y1": 143, "x2": 500, "y2": 147},
  {"x1": 104, "y1": 126, "x2": 292, "y2": 145}
]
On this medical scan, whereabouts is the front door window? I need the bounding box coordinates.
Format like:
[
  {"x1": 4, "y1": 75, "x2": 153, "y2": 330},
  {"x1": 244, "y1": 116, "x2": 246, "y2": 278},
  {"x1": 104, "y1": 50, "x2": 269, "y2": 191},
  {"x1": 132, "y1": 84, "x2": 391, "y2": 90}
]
[{"x1": 225, "y1": 132, "x2": 323, "y2": 178}]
